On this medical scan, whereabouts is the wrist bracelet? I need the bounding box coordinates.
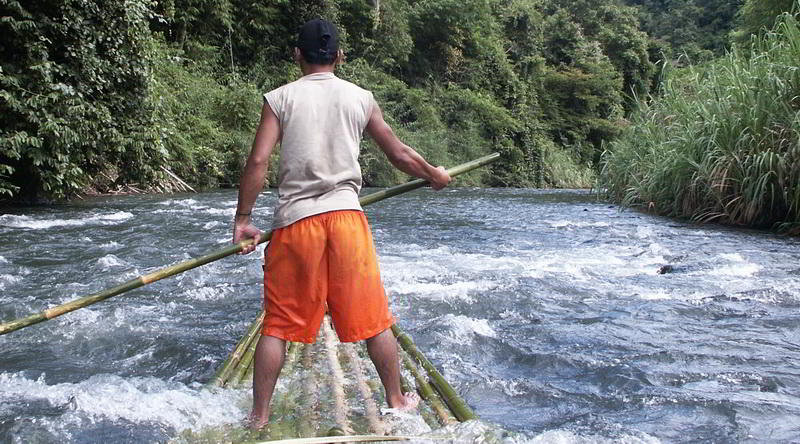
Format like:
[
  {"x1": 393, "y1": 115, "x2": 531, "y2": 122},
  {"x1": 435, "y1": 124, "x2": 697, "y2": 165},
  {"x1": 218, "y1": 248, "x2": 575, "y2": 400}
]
[{"x1": 236, "y1": 212, "x2": 251, "y2": 216}]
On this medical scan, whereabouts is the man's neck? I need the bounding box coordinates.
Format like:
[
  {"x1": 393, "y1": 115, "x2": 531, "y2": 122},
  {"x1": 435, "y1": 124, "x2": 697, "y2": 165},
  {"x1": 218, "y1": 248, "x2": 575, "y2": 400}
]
[{"x1": 300, "y1": 62, "x2": 335, "y2": 76}]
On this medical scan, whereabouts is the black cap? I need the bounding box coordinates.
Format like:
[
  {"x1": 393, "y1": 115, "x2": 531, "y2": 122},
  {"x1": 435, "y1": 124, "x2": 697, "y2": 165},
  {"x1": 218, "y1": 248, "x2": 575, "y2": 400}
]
[{"x1": 297, "y1": 19, "x2": 339, "y2": 65}]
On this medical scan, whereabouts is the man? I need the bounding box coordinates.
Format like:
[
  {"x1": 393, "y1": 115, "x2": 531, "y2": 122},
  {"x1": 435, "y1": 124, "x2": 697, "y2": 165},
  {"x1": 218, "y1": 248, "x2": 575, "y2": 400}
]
[{"x1": 233, "y1": 18, "x2": 451, "y2": 429}]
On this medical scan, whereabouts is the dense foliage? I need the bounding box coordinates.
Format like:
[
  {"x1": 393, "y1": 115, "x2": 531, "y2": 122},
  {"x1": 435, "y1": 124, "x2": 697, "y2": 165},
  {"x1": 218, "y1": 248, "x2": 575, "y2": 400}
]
[
  {"x1": 1, "y1": 0, "x2": 796, "y2": 206},
  {"x1": 0, "y1": 0, "x2": 162, "y2": 200},
  {"x1": 600, "y1": 10, "x2": 800, "y2": 234},
  {"x1": 623, "y1": 0, "x2": 743, "y2": 62},
  {"x1": 2, "y1": 0, "x2": 654, "y2": 200}
]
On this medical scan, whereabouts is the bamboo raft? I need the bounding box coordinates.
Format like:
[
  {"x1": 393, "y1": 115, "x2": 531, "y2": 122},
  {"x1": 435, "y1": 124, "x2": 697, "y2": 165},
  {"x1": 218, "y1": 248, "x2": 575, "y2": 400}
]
[{"x1": 180, "y1": 313, "x2": 476, "y2": 443}]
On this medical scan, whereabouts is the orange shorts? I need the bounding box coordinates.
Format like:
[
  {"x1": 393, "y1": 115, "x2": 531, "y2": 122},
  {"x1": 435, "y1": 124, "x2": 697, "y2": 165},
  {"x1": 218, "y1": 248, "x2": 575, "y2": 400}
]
[{"x1": 262, "y1": 210, "x2": 394, "y2": 343}]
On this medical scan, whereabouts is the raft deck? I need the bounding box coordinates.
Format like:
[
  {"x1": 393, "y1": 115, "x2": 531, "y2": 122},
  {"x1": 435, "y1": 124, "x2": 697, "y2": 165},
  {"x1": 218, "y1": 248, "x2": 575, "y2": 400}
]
[{"x1": 180, "y1": 313, "x2": 476, "y2": 443}]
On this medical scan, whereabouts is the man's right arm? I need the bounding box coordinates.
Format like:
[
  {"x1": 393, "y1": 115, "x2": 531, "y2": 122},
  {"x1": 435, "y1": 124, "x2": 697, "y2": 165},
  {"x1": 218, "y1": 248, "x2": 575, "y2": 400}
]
[
  {"x1": 365, "y1": 103, "x2": 451, "y2": 190},
  {"x1": 233, "y1": 103, "x2": 281, "y2": 254}
]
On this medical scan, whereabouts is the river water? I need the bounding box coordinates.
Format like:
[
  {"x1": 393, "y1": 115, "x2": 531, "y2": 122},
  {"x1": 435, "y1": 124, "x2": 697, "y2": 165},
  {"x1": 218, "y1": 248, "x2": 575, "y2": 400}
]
[{"x1": 0, "y1": 188, "x2": 798, "y2": 443}]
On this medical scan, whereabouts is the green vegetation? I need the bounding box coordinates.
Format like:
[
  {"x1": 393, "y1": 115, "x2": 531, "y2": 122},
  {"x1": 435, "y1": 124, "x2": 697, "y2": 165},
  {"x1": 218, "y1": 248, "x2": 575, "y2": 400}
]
[
  {"x1": 732, "y1": 0, "x2": 798, "y2": 45},
  {"x1": 2, "y1": 0, "x2": 655, "y2": 200},
  {"x1": 0, "y1": 0, "x2": 161, "y2": 200},
  {"x1": 600, "y1": 10, "x2": 800, "y2": 234},
  {"x1": 623, "y1": 0, "x2": 743, "y2": 63}
]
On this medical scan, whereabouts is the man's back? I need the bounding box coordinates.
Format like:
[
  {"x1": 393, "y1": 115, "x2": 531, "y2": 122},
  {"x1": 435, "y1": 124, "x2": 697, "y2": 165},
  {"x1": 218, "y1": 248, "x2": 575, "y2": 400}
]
[
  {"x1": 234, "y1": 19, "x2": 449, "y2": 429},
  {"x1": 265, "y1": 72, "x2": 375, "y2": 229}
]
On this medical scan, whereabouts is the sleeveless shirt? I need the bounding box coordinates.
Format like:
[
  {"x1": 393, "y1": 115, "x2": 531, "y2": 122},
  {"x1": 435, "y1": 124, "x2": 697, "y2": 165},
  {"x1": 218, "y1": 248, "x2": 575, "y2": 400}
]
[{"x1": 264, "y1": 72, "x2": 375, "y2": 229}]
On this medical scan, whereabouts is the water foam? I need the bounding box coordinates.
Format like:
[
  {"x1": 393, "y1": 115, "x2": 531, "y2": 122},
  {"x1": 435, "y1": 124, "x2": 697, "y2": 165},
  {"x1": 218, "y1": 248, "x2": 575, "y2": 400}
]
[
  {"x1": 0, "y1": 212, "x2": 134, "y2": 230},
  {"x1": 201, "y1": 208, "x2": 233, "y2": 216},
  {"x1": 439, "y1": 314, "x2": 498, "y2": 344},
  {"x1": 203, "y1": 221, "x2": 221, "y2": 230},
  {"x1": 528, "y1": 429, "x2": 661, "y2": 444},
  {"x1": 545, "y1": 220, "x2": 611, "y2": 229},
  {"x1": 159, "y1": 199, "x2": 199, "y2": 207},
  {"x1": 184, "y1": 286, "x2": 232, "y2": 301},
  {"x1": 382, "y1": 241, "x2": 673, "y2": 299},
  {"x1": 0, "y1": 273, "x2": 22, "y2": 289},
  {"x1": 96, "y1": 254, "x2": 127, "y2": 269},
  {"x1": 157, "y1": 199, "x2": 236, "y2": 218},
  {"x1": 713, "y1": 253, "x2": 761, "y2": 277},
  {"x1": 389, "y1": 280, "x2": 496, "y2": 304},
  {"x1": 0, "y1": 372, "x2": 246, "y2": 434}
]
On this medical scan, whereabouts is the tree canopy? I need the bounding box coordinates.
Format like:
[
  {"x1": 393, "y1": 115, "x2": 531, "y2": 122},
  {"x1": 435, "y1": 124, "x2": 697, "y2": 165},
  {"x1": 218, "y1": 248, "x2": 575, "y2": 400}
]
[{"x1": 1, "y1": 0, "x2": 789, "y2": 201}]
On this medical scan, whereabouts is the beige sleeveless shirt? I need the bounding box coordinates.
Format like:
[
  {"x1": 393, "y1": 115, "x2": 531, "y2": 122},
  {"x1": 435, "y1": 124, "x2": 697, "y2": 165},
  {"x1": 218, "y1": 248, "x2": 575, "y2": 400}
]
[{"x1": 264, "y1": 72, "x2": 375, "y2": 229}]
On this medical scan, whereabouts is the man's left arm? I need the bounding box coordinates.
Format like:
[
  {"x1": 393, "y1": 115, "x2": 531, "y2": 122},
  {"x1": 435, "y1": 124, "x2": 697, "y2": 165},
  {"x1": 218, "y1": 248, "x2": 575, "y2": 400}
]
[{"x1": 233, "y1": 103, "x2": 281, "y2": 255}]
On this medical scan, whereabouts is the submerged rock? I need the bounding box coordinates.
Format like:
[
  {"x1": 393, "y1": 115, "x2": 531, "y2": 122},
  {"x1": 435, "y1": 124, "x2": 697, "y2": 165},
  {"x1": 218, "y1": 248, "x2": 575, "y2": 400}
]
[{"x1": 657, "y1": 265, "x2": 675, "y2": 274}]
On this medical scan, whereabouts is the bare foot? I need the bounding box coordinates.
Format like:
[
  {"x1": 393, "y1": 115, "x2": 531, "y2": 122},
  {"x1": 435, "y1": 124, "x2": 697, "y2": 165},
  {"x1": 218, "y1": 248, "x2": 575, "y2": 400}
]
[
  {"x1": 245, "y1": 414, "x2": 269, "y2": 431},
  {"x1": 390, "y1": 392, "x2": 420, "y2": 411}
]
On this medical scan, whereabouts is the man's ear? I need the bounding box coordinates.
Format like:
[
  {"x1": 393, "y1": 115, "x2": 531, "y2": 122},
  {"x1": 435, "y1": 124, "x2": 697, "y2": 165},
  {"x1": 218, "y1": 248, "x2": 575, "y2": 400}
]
[
  {"x1": 335, "y1": 49, "x2": 345, "y2": 65},
  {"x1": 293, "y1": 47, "x2": 302, "y2": 63}
]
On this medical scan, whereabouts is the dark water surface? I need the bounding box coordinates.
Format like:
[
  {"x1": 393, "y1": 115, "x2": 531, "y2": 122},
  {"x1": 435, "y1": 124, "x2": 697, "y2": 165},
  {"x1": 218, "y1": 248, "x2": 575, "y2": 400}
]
[{"x1": 1, "y1": 189, "x2": 798, "y2": 443}]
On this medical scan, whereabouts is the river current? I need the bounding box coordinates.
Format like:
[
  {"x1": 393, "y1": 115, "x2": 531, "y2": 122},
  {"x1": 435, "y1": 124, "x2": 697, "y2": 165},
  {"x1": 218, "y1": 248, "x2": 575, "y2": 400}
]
[{"x1": 0, "y1": 188, "x2": 798, "y2": 443}]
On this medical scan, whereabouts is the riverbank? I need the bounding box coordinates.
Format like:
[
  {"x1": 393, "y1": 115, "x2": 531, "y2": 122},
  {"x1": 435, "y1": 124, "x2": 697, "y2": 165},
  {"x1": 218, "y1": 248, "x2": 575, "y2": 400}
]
[{"x1": 600, "y1": 11, "x2": 800, "y2": 235}]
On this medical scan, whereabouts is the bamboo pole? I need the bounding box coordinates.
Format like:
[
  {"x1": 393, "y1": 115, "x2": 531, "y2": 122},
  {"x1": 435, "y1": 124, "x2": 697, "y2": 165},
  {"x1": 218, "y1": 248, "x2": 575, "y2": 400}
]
[
  {"x1": 399, "y1": 352, "x2": 456, "y2": 425},
  {"x1": 282, "y1": 341, "x2": 303, "y2": 375},
  {"x1": 230, "y1": 330, "x2": 262, "y2": 387},
  {"x1": 322, "y1": 318, "x2": 352, "y2": 434},
  {"x1": 297, "y1": 343, "x2": 318, "y2": 438},
  {"x1": 242, "y1": 355, "x2": 255, "y2": 387},
  {"x1": 343, "y1": 342, "x2": 383, "y2": 434},
  {"x1": 211, "y1": 311, "x2": 264, "y2": 387},
  {"x1": 399, "y1": 356, "x2": 446, "y2": 430},
  {"x1": 358, "y1": 152, "x2": 499, "y2": 207},
  {"x1": 391, "y1": 325, "x2": 476, "y2": 422},
  {"x1": 268, "y1": 349, "x2": 304, "y2": 440},
  {"x1": 0, "y1": 152, "x2": 499, "y2": 336},
  {"x1": 242, "y1": 435, "x2": 431, "y2": 444}
]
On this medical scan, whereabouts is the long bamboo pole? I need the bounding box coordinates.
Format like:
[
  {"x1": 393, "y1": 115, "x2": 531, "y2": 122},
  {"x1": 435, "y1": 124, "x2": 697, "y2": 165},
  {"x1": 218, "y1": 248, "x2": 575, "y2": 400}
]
[
  {"x1": 211, "y1": 311, "x2": 264, "y2": 387},
  {"x1": 391, "y1": 325, "x2": 476, "y2": 422},
  {"x1": 0, "y1": 153, "x2": 499, "y2": 336},
  {"x1": 399, "y1": 352, "x2": 456, "y2": 425},
  {"x1": 229, "y1": 330, "x2": 261, "y2": 387}
]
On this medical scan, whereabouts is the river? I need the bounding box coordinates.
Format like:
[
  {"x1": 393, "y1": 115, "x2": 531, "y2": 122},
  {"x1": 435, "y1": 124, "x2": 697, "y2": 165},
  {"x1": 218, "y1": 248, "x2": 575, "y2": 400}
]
[{"x1": 1, "y1": 188, "x2": 799, "y2": 443}]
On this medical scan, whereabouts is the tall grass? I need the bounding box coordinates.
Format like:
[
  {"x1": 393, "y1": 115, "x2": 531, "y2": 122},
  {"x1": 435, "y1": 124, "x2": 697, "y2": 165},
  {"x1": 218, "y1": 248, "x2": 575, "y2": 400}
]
[
  {"x1": 600, "y1": 8, "x2": 800, "y2": 234},
  {"x1": 542, "y1": 143, "x2": 595, "y2": 188}
]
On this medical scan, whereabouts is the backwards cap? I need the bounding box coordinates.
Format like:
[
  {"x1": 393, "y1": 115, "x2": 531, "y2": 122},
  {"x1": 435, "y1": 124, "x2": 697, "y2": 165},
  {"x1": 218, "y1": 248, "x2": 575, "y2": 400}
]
[{"x1": 297, "y1": 19, "x2": 339, "y2": 64}]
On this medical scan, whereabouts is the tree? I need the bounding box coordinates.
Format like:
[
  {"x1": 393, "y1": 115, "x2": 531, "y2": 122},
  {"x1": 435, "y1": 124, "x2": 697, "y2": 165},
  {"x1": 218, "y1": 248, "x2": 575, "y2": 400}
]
[
  {"x1": 0, "y1": 0, "x2": 161, "y2": 200},
  {"x1": 624, "y1": 0, "x2": 743, "y2": 62},
  {"x1": 546, "y1": 0, "x2": 652, "y2": 100}
]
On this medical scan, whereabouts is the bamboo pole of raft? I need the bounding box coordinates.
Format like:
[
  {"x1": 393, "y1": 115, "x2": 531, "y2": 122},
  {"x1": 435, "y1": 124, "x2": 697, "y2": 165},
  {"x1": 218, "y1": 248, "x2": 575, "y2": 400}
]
[
  {"x1": 241, "y1": 355, "x2": 255, "y2": 387},
  {"x1": 399, "y1": 352, "x2": 456, "y2": 425},
  {"x1": 322, "y1": 319, "x2": 352, "y2": 434},
  {"x1": 297, "y1": 343, "x2": 318, "y2": 438},
  {"x1": 283, "y1": 342, "x2": 303, "y2": 375},
  {"x1": 343, "y1": 343, "x2": 383, "y2": 434},
  {"x1": 230, "y1": 330, "x2": 261, "y2": 387},
  {"x1": 243, "y1": 435, "x2": 433, "y2": 444},
  {"x1": 0, "y1": 152, "x2": 500, "y2": 336},
  {"x1": 211, "y1": 311, "x2": 264, "y2": 387},
  {"x1": 391, "y1": 325, "x2": 476, "y2": 422}
]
